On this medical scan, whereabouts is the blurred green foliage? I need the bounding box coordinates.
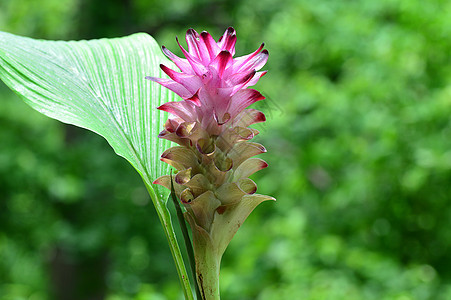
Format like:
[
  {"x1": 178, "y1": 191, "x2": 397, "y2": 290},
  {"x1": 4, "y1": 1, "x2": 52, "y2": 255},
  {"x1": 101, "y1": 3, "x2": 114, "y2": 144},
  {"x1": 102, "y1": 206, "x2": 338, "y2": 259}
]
[{"x1": 1, "y1": 0, "x2": 451, "y2": 299}]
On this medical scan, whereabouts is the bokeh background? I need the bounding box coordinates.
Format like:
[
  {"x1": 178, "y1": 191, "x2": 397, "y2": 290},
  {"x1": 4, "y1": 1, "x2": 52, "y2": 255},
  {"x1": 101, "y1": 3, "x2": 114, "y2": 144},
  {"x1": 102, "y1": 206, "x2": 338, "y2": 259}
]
[{"x1": 1, "y1": 0, "x2": 451, "y2": 299}]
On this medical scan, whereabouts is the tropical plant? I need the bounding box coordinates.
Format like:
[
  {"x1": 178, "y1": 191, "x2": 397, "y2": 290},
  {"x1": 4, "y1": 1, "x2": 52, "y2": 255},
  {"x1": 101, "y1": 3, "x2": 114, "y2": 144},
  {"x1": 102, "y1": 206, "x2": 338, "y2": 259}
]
[{"x1": 0, "y1": 27, "x2": 271, "y2": 300}]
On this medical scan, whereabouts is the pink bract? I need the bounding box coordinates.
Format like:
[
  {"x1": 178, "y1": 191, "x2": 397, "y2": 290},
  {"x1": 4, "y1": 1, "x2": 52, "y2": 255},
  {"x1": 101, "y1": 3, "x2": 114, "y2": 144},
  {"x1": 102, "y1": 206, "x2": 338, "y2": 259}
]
[{"x1": 146, "y1": 27, "x2": 269, "y2": 134}]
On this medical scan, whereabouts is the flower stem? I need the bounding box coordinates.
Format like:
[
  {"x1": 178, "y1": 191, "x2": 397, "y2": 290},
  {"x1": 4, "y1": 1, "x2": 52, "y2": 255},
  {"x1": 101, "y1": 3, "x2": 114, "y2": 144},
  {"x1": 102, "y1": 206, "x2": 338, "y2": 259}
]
[
  {"x1": 170, "y1": 172, "x2": 203, "y2": 299},
  {"x1": 189, "y1": 225, "x2": 221, "y2": 300},
  {"x1": 195, "y1": 243, "x2": 221, "y2": 300},
  {"x1": 144, "y1": 180, "x2": 194, "y2": 300}
]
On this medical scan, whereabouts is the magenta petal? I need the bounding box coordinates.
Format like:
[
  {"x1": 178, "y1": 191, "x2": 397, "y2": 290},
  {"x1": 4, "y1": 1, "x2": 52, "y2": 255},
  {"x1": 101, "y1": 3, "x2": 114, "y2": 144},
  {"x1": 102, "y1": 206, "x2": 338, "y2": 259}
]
[
  {"x1": 176, "y1": 37, "x2": 208, "y2": 76},
  {"x1": 162, "y1": 46, "x2": 193, "y2": 74},
  {"x1": 229, "y1": 70, "x2": 256, "y2": 86},
  {"x1": 146, "y1": 76, "x2": 192, "y2": 99},
  {"x1": 186, "y1": 89, "x2": 202, "y2": 106},
  {"x1": 229, "y1": 71, "x2": 258, "y2": 95},
  {"x1": 218, "y1": 27, "x2": 236, "y2": 55},
  {"x1": 200, "y1": 31, "x2": 220, "y2": 60},
  {"x1": 160, "y1": 65, "x2": 203, "y2": 94},
  {"x1": 235, "y1": 50, "x2": 269, "y2": 73},
  {"x1": 224, "y1": 35, "x2": 236, "y2": 55},
  {"x1": 157, "y1": 100, "x2": 197, "y2": 121},
  {"x1": 227, "y1": 89, "x2": 265, "y2": 118},
  {"x1": 233, "y1": 43, "x2": 265, "y2": 70},
  {"x1": 186, "y1": 29, "x2": 210, "y2": 64},
  {"x1": 211, "y1": 51, "x2": 233, "y2": 77},
  {"x1": 243, "y1": 71, "x2": 267, "y2": 88},
  {"x1": 185, "y1": 28, "x2": 200, "y2": 57},
  {"x1": 160, "y1": 64, "x2": 184, "y2": 82}
]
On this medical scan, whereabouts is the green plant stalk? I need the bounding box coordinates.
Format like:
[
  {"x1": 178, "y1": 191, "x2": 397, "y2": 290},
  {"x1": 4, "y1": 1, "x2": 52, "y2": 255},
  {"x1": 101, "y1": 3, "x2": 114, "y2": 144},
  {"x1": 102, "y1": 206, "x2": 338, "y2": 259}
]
[
  {"x1": 170, "y1": 172, "x2": 203, "y2": 299},
  {"x1": 184, "y1": 212, "x2": 222, "y2": 300},
  {"x1": 144, "y1": 179, "x2": 194, "y2": 300},
  {"x1": 192, "y1": 234, "x2": 221, "y2": 300}
]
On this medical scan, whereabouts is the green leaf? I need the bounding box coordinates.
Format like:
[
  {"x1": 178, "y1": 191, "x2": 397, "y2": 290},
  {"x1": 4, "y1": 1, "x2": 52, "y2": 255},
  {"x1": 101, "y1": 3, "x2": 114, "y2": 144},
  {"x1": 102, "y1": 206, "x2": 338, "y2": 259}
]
[
  {"x1": 0, "y1": 31, "x2": 193, "y2": 299},
  {"x1": 0, "y1": 31, "x2": 171, "y2": 196}
]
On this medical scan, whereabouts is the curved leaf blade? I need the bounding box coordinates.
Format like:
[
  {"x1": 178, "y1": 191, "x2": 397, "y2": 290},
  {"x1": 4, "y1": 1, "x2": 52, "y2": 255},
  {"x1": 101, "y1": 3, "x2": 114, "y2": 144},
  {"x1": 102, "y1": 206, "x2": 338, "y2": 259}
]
[
  {"x1": 0, "y1": 31, "x2": 193, "y2": 299},
  {"x1": 0, "y1": 31, "x2": 171, "y2": 197}
]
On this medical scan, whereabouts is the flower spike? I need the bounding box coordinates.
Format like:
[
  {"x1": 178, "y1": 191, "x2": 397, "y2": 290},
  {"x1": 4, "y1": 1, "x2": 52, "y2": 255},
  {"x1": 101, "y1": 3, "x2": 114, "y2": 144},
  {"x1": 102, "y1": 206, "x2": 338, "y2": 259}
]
[{"x1": 147, "y1": 27, "x2": 274, "y2": 300}]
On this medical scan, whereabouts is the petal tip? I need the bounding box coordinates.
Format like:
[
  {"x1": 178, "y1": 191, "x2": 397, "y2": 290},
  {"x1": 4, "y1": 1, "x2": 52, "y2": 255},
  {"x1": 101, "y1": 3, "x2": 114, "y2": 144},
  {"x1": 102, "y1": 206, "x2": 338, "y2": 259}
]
[
  {"x1": 226, "y1": 27, "x2": 235, "y2": 35},
  {"x1": 186, "y1": 28, "x2": 198, "y2": 36}
]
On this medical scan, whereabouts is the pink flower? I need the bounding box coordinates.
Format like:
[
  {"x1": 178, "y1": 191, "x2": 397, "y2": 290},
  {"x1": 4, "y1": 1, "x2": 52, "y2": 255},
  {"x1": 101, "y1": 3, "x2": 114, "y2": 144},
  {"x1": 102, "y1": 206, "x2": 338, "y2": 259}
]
[
  {"x1": 147, "y1": 27, "x2": 274, "y2": 256},
  {"x1": 148, "y1": 27, "x2": 275, "y2": 298},
  {"x1": 147, "y1": 27, "x2": 268, "y2": 135}
]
